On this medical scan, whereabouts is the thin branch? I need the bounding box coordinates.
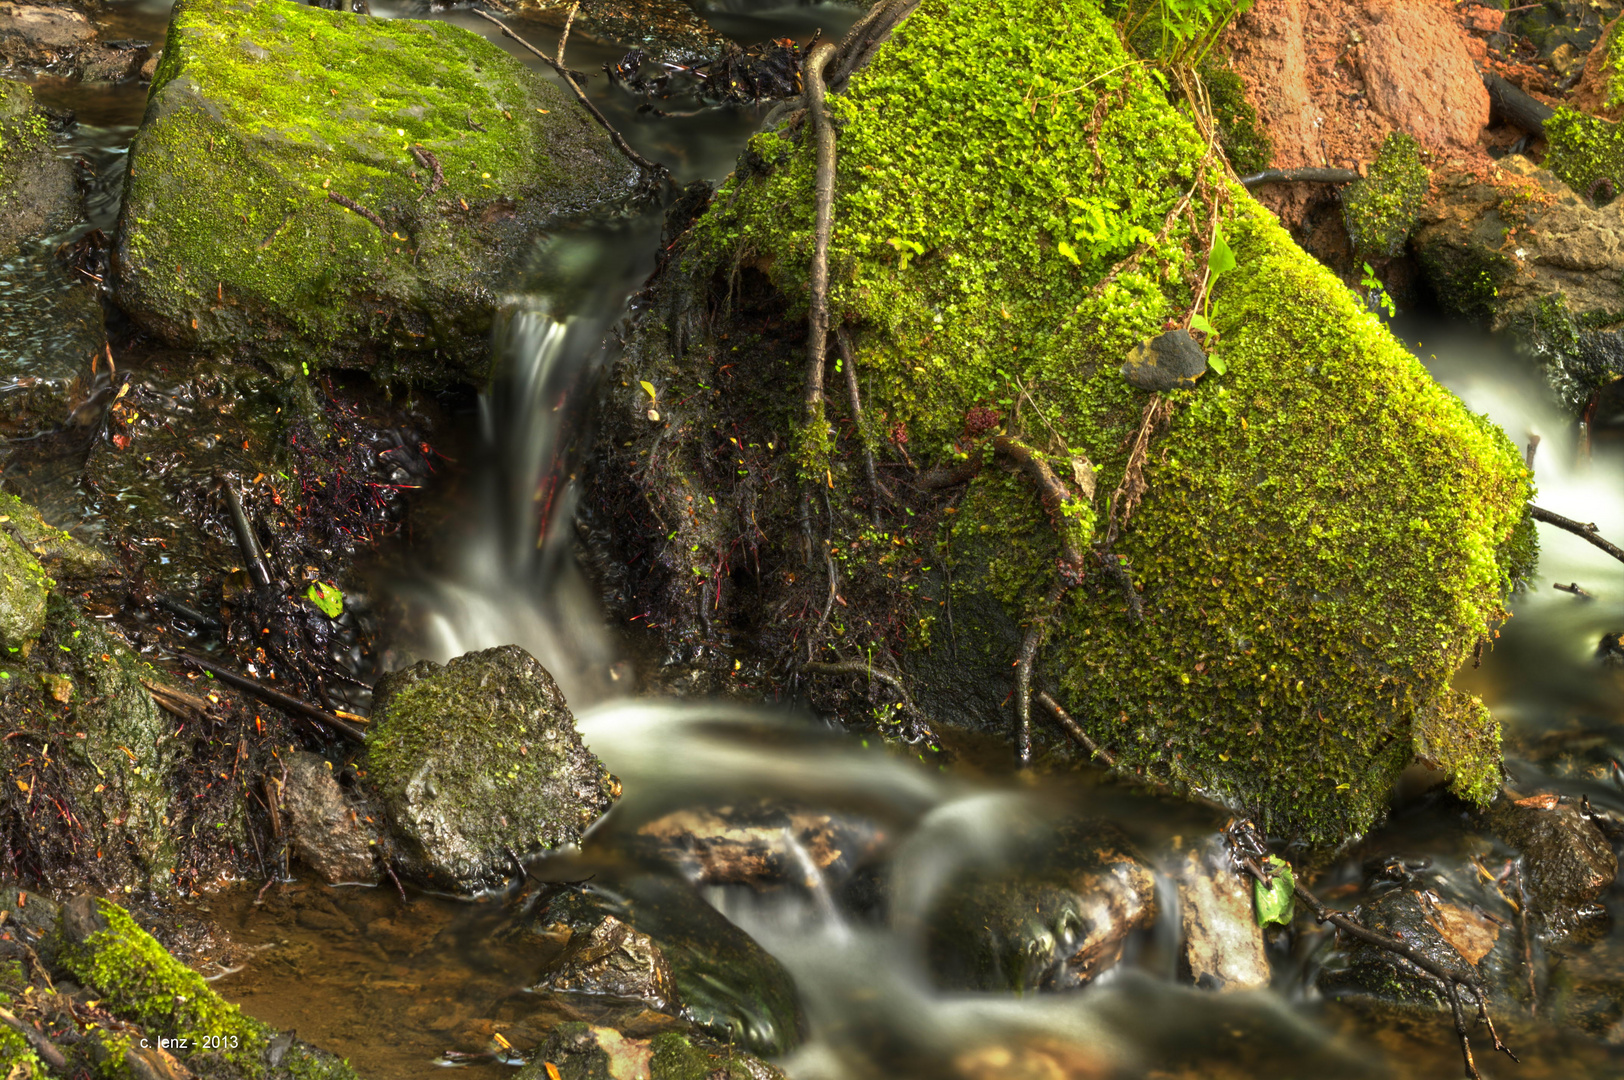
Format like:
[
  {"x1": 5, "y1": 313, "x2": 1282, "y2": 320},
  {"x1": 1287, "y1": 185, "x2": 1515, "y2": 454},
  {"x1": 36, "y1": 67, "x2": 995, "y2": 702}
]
[
  {"x1": 1529, "y1": 504, "x2": 1624, "y2": 565},
  {"x1": 826, "y1": 0, "x2": 921, "y2": 92},
  {"x1": 218, "y1": 476, "x2": 272, "y2": 589},
  {"x1": 1035, "y1": 691, "x2": 1116, "y2": 765},
  {"x1": 0, "y1": 1007, "x2": 67, "y2": 1071},
  {"x1": 1239, "y1": 167, "x2": 1360, "y2": 187},
  {"x1": 557, "y1": 0, "x2": 579, "y2": 68},
  {"x1": 175, "y1": 651, "x2": 367, "y2": 743},
  {"x1": 804, "y1": 659, "x2": 915, "y2": 708},
  {"x1": 471, "y1": 9, "x2": 665, "y2": 178}
]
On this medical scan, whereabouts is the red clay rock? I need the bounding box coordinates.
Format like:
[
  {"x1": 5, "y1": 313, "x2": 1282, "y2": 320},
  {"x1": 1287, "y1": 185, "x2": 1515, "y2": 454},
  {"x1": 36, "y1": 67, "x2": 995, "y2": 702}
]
[{"x1": 1357, "y1": 1, "x2": 1489, "y2": 152}]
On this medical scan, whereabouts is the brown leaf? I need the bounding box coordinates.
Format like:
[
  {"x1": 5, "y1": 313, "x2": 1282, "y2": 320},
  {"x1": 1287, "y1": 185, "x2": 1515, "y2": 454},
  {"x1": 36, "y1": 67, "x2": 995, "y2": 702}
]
[
  {"x1": 1514, "y1": 792, "x2": 1560, "y2": 810},
  {"x1": 1427, "y1": 901, "x2": 1499, "y2": 965}
]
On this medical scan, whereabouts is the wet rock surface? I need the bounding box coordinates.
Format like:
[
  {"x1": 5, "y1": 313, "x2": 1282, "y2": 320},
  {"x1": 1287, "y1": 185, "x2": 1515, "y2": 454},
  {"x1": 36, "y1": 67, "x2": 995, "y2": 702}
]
[
  {"x1": 0, "y1": 80, "x2": 80, "y2": 258},
  {"x1": 114, "y1": 0, "x2": 640, "y2": 380},
  {"x1": 511, "y1": 0, "x2": 727, "y2": 66},
  {"x1": 365, "y1": 644, "x2": 619, "y2": 891},
  {"x1": 0, "y1": 2, "x2": 154, "y2": 80},
  {"x1": 925, "y1": 817, "x2": 1157, "y2": 992},
  {"x1": 1486, "y1": 795, "x2": 1617, "y2": 938},
  {"x1": 1169, "y1": 833, "x2": 1270, "y2": 991},
  {"x1": 521, "y1": 1021, "x2": 786, "y2": 1080},
  {"x1": 278, "y1": 751, "x2": 379, "y2": 886},
  {"x1": 520, "y1": 874, "x2": 805, "y2": 1057},
  {"x1": 1120, "y1": 329, "x2": 1207, "y2": 391}
]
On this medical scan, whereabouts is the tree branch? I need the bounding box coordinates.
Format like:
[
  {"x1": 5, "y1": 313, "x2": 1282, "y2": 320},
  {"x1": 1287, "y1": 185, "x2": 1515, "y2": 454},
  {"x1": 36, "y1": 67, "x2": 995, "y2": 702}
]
[{"x1": 1529, "y1": 504, "x2": 1624, "y2": 565}]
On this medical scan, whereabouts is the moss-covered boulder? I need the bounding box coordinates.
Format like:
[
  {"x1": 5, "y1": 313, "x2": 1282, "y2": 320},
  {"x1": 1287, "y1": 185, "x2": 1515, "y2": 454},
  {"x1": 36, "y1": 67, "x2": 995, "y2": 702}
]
[
  {"x1": 1342, "y1": 132, "x2": 1428, "y2": 260},
  {"x1": 0, "y1": 490, "x2": 113, "y2": 583},
  {"x1": 364, "y1": 644, "x2": 618, "y2": 890},
  {"x1": 0, "y1": 528, "x2": 49, "y2": 651},
  {"x1": 588, "y1": 0, "x2": 1530, "y2": 843},
  {"x1": 0, "y1": 79, "x2": 79, "y2": 258},
  {"x1": 52, "y1": 896, "x2": 359, "y2": 1080},
  {"x1": 114, "y1": 0, "x2": 640, "y2": 381}
]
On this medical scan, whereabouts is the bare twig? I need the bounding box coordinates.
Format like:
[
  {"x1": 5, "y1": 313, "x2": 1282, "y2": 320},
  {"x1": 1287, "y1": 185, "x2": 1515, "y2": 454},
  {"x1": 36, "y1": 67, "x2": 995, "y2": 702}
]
[
  {"x1": 409, "y1": 146, "x2": 444, "y2": 197},
  {"x1": 471, "y1": 9, "x2": 665, "y2": 178},
  {"x1": 218, "y1": 476, "x2": 272, "y2": 588},
  {"x1": 1035, "y1": 691, "x2": 1116, "y2": 765},
  {"x1": 0, "y1": 1006, "x2": 67, "y2": 1071},
  {"x1": 1238, "y1": 166, "x2": 1360, "y2": 187},
  {"x1": 803, "y1": 41, "x2": 838, "y2": 430},
  {"x1": 1553, "y1": 581, "x2": 1592, "y2": 598},
  {"x1": 175, "y1": 651, "x2": 366, "y2": 743},
  {"x1": 326, "y1": 191, "x2": 388, "y2": 235},
  {"x1": 1530, "y1": 504, "x2": 1624, "y2": 565},
  {"x1": 826, "y1": 0, "x2": 921, "y2": 92},
  {"x1": 1524, "y1": 434, "x2": 1540, "y2": 471},
  {"x1": 557, "y1": 0, "x2": 579, "y2": 67},
  {"x1": 142, "y1": 679, "x2": 215, "y2": 725}
]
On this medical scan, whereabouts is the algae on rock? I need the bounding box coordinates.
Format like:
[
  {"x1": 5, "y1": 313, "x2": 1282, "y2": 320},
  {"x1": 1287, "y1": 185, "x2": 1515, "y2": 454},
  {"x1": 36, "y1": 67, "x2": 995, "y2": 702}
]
[
  {"x1": 0, "y1": 80, "x2": 80, "y2": 259},
  {"x1": 1342, "y1": 132, "x2": 1428, "y2": 259},
  {"x1": 590, "y1": 0, "x2": 1530, "y2": 843},
  {"x1": 115, "y1": 0, "x2": 640, "y2": 381}
]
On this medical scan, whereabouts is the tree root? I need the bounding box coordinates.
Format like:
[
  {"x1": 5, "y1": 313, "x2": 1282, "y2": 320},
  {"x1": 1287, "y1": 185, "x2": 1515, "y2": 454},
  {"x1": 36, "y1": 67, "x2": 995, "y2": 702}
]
[
  {"x1": 471, "y1": 10, "x2": 666, "y2": 180},
  {"x1": 1035, "y1": 690, "x2": 1115, "y2": 765},
  {"x1": 803, "y1": 41, "x2": 838, "y2": 432},
  {"x1": 835, "y1": 326, "x2": 881, "y2": 523},
  {"x1": 1238, "y1": 167, "x2": 1360, "y2": 187},
  {"x1": 826, "y1": 0, "x2": 921, "y2": 92},
  {"x1": 804, "y1": 660, "x2": 915, "y2": 707},
  {"x1": 1226, "y1": 820, "x2": 1516, "y2": 1080}
]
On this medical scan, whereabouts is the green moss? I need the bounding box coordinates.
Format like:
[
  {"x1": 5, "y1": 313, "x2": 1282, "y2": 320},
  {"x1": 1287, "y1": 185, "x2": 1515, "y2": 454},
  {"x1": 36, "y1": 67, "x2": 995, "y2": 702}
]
[
  {"x1": 1604, "y1": 17, "x2": 1624, "y2": 111},
  {"x1": 0, "y1": 1023, "x2": 41, "y2": 1080},
  {"x1": 1545, "y1": 106, "x2": 1624, "y2": 202},
  {"x1": 121, "y1": 0, "x2": 632, "y2": 371},
  {"x1": 58, "y1": 900, "x2": 270, "y2": 1072},
  {"x1": 1202, "y1": 66, "x2": 1271, "y2": 176},
  {"x1": 647, "y1": 1032, "x2": 786, "y2": 1080},
  {"x1": 1342, "y1": 132, "x2": 1428, "y2": 259},
  {"x1": 676, "y1": 0, "x2": 1528, "y2": 840}
]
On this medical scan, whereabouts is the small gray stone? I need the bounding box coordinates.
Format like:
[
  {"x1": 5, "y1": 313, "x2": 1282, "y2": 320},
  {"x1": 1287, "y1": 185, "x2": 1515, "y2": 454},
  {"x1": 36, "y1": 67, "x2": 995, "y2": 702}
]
[
  {"x1": 1121, "y1": 329, "x2": 1209, "y2": 391},
  {"x1": 1170, "y1": 834, "x2": 1270, "y2": 991},
  {"x1": 281, "y1": 752, "x2": 379, "y2": 885}
]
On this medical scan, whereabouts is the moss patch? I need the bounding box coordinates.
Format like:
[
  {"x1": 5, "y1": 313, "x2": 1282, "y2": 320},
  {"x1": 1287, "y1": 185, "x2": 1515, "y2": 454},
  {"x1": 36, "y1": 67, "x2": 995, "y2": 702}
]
[
  {"x1": 637, "y1": 0, "x2": 1527, "y2": 841},
  {"x1": 1202, "y1": 65, "x2": 1271, "y2": 176},
  {"x1": 1544, "y1": 106, "x2": 1624, "y2": 202},
  {"x1": 1343, "y1": 132, "x2": 1428, "y2": 259},
  {"x1": 117, "y1": 0, "x2": 637, "y2": 378}
]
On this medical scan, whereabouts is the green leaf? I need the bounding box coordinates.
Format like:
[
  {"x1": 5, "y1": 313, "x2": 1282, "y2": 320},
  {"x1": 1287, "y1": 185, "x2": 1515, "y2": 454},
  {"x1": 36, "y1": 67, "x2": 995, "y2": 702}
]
[
  {"x1": 639, "y1": 380, "x2": 658, "y2": 404},
  {"x1": 1189, "y1": 313, "x2": 1215, "y2": 335},
  {"x1": 1254, "y1": 855, "x2": 1295, "y2": 927},
  {"x1": 305, "y1": 581, "x2": 344, "y2": 619},
  {"x1": 1208, "y1": 231, "x2": 1237, "y2": 278},
  {"x1": 1057, "y1": 240, "x2": 1081, "y2": 266},
  {"x1": 1207, "y1": 352, "x2": 1227, "y2": 375}
]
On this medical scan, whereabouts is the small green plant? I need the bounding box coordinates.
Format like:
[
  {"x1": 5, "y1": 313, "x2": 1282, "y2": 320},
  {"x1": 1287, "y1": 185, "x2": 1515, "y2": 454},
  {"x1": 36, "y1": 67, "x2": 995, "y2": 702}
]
[
  {"x1": 305, "y1": 581, "x2": 344, "y2": 618},
  {"x1": 1253, "y1": 855, "x2": 1295, "y2": 927},
  {"x1": 1361, "y1": 262, "x2": 1396, "y2": 318},
  {"x1": 1124, "y1": 0, "x2": 1257, "y2": 67}
]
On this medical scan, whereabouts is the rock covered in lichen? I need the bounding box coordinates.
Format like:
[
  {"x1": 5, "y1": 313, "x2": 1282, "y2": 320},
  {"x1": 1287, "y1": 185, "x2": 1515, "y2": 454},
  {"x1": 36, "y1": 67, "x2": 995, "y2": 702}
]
[
  {"x1": 0, "y1": 527, "x2": 49, "y2": 650},
  {"x1": 114, "y1": 0, "x2": 640, "y2": 381},
  {"x1": 364, "y1": 644, "x2": 618, "y2": 891},
  {"x1": 589, "y1": 0, "x2": 1530, "y2": 843}
]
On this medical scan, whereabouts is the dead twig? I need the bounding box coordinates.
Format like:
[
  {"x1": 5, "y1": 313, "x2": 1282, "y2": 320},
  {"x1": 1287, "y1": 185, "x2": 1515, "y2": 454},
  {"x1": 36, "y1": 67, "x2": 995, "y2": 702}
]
[
  {"x1": 218, "y1": 476, "x2": 273, "y2": 589},
  {"x1": 174, "y1": 651, "x2": 366, "y2": 744},
  {"x1": 409, "y1": 146, "x2": 444, "y2": 198},
  {"x1": 141, "y1": 678, "x2": 215, "y2": 725},
  {"x1": 1529, "y1": 504, "x2": 1624, "y2": 565},
  {"x1": 326, "y1": 191, "x2": 388, "y2": 235},
  {"x1": 804, "y1": 659, "x2": 915, "y2": 708},
  {"x1": 825, "y1": 0, "x2": 921, "y2": 92},
  {"x1": 0, "y1": 1006, "x2": 67, "y2": 1071},
  {"x1": 1238, "y1": 166, "x2": 1360, "y2": 187},
  {"x1": 470, "y1": 10, "x2": 665, "y2": 178},
  {"x1": 557, "y1": 0, "x2": 579, "y2": 68},
  {"x1": 1553, "y1": 581, "x2": 1592, "y2": 598},
  {"x1": 1035, "y1": 691, "x2": 1115, "y2": 765}
]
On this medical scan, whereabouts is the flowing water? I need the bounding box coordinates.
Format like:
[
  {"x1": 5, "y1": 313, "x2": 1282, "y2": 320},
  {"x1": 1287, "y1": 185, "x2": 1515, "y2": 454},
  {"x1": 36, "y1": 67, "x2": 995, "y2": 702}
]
[{"x1": 6, "y1": 2, "x2": 1624, "y2": 1078}]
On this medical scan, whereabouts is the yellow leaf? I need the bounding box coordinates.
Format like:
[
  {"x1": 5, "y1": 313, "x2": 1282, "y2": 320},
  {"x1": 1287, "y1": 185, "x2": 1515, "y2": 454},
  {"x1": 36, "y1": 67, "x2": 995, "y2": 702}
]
[
  {"x1": 14, "y1": 780, "x2": 27, "y2": 793},
  {"x1": 639, "y1": 380, "x2": 658, "y2": 404},
  {"x1": 545, "y1": 1065, "x2": 562, "y2": 1080}
]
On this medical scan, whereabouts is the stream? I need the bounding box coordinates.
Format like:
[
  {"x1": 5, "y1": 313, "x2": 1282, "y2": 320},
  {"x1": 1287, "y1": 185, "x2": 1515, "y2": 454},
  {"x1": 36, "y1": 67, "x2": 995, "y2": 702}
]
[{"x1": 4, "y1": 2, "x2": 1624, "y2": 1079}]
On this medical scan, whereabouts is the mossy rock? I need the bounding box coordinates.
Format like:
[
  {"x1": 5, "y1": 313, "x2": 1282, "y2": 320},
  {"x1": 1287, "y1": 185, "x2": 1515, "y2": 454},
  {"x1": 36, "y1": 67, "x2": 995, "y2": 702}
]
[
  {"x1": 1342, "y1": 132, "x2": 1428, "y2": 259},
  {"x1": 589, "y1": 0, "x2": 1530, "y2": 843},
  {"x1": 521, "y1": 1022, "x2": 785, "y2": 1080},
  {"x1": 114, "y1": 0, "x2": 640, "y2": 381},
  {"x1": 0, "y1": 528, "x2": 49, "y2": 651},
  {"x1": 364, "y1": 644, "x2": 618, "y2": 890},
  {"x1": 1201, "y1": 66, "x2": 1271, "y2": 177},
  {"x1": 53, "y1": 896, "x2": 361, "y2": 1080},
  {"x1": 0, "y1": 80, "x2": 80, "y2": 259},
  {"x1": 0, "y1": 490, "x2": 112, "y2": 581}
]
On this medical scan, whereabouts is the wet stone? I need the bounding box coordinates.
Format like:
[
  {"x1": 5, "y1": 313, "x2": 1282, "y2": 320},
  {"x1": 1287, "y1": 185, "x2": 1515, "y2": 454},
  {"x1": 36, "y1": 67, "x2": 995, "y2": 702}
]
[
  {"x1": 1169, "y1": 833, "x2": 1270, "y2": 992},
  {"x1": 1120, "y1": 329, "x2": 1208, "y2": 391},
  {"x1": 519, "y1": 1022, "x2": 786, "y2": 1080},
  {"x1": 1487, "y1": 796, "x2": 1618, "y2": 939},
  {"x1": 364, "y1": 644, "x2": 619, "y2": 891},
  {"x1": 522, "y1": 874, "x2": 805, "y2": 1057},
  {"x1": 925, "y1": 817, "x2": 1157, "y2": 993},
  {"x1": 0, "y1": 526, "x2": 48, "y2": 649},
  {"x1": 533, "y1": 914, "x2": 678, "y2": 1010},
  {"x1": 280, "y1": 751, "x2": 380, "y2": 886}
]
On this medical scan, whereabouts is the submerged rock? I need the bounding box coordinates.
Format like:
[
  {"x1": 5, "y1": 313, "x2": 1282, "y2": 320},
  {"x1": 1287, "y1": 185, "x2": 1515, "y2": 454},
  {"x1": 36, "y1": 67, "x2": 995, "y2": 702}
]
[
  {"x1": 114, "y1": 0, "x2": 640, "y2": 381},
  {"x1": 1169, "y1": 833, "x2": 1270, "y2": 992},
  {"x1": 364, "y1": 644, "x2": 619, "y2": 891},
  {"x1": 521, "y1": 1022, "x2": 786, "y2": 1080},
  {"x1": 515, "y1": 0, "x2": 727, "y2": 66},
  {"x1": 925, "y1": 818, "x2": 1157, "y2": 993},
  {"x1": 523, "y1": 874, "x2": 805, "y2": 1057},
  {"x1": 0, "y1": 79, "x2": 80, "y2": 258},
  {"x1": 588, "y1": 0, "x2": 1530, "y2": 842}
]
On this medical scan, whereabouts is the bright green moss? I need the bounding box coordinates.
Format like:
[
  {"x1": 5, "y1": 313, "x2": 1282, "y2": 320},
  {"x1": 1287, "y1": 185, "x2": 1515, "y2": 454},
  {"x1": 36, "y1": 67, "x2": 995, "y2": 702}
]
[
  {"x1": 679, "y1": 0, "x2": 1528, "y2": 840},
  {"x1": 58, "y1": 900, "x2": 270, "y2": 1072},
  {"x1": 121, "y1": 0, "x2": 633, "y2": 371},
  {"x1": 1545, "y1": 106, "x2": 1624, "y2": 202},
  {"x1": 1605, "y1": 18, "x2": 1624, "y2": 110},
  {"x1": 1342, "y1": 132, "x2": 1428, "y2": 259}
]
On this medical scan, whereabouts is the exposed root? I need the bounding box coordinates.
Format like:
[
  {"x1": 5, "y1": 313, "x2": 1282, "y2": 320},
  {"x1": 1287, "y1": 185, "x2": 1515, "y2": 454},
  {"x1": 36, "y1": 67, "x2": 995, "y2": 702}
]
[
  {"x1": 835, "y1": 326, "x2": 881, "y2": 523},
  {"x1": 803, "y1": 41, "x2": 839, "y2": 431},
  {"x1": 804, "y1": 660, "x2": 915, "y2": 708},
  {"x1": 827, "y1": 0, "x2": 922, "y2": 92},
  {"x1": 471, "y1": 10, "x2": 666, "y2": 180},
  {"x1": 992, "y1": 436, "x2": 1087, "y2": 567},
  {"x1": 1035, "y1": 690, "x2": 1115, "y2": 765},
  {"x1": 1238, "y1": 167, "x2": 1359, "y2": 187}
]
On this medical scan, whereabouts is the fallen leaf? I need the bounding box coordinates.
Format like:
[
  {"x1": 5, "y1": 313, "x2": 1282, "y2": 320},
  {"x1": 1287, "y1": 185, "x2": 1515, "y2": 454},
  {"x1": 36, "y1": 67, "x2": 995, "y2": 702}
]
[
  {"x1": 1514, "y1": 792, "x2": 1559, "y2": 810},
  {"x1": 1427, "y1": 900, "x2": 1499, "y2": 965}
]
